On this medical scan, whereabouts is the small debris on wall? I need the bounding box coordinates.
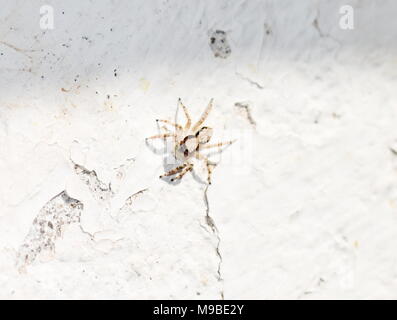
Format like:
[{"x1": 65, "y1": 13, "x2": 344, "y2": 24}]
[{"x1": 209, "y1": 30, "x2": 231, "y2": 59}]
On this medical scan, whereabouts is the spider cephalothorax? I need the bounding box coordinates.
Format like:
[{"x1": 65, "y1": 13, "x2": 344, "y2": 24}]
[
  {"x1": 176, "y1": 126, "x2": 213, "y2": 159},
  {"x1": 146, "y1": 98, "x2": 235, "y2": 184}
]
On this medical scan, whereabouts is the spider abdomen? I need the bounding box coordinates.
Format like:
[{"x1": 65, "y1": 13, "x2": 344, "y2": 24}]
[{"x1": 176, "y1": 135, "x2": 199, "y2": 159}]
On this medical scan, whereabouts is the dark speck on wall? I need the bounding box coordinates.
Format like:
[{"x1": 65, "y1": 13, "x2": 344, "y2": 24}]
[{"x1": 209, "y1": 29, "x2": 231, "y2": 59}]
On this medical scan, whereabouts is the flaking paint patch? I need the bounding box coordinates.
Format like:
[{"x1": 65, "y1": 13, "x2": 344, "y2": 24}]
[
  {"x1": 209, "y1": 30, "x2": 231, "y2": 59},
  {"x1": 73, "y1": 163, "x2": 113, "y2": 202},
  {"x1": 17, "y1": 191, "x2": 83, "y2": 271}
]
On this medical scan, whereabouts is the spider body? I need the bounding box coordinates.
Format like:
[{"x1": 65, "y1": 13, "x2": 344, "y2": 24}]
[
  {"x1": 146, "y1": 98, "x2": 235, "y2": 184},
  {"x1": 175, "y1": 126, "x2": 213, "y2": 160}
]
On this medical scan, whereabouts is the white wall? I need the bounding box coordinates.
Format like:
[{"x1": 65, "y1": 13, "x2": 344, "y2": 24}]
[{"x1": 1, "y1": 0, "x2": 397, "y2": 299}]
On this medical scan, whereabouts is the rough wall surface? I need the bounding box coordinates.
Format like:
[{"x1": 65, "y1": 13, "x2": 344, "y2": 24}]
[{"x1": 0, "y1": 0, "x2": 397, "y2": 299}]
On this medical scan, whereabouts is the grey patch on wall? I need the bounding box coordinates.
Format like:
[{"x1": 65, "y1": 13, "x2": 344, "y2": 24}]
[
  {"x1": 209, "y1": 30, "x2": 231, "y2": 59},
  {"x1": 17, "y1": 191, "x2": 83, "y2": 270},
  {"x1": 74, "y1": 163, "x2": 114, "y2": 202}
]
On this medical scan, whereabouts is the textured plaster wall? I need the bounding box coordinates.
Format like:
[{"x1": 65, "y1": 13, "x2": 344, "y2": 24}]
[{"x1": 0, "y1": 0, "x2": 397, "y2": 299}]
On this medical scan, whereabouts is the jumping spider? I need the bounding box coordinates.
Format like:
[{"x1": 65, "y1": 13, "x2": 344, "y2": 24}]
[{"x1": 146, "y1": 98, "x2": 235, "y2": 184}]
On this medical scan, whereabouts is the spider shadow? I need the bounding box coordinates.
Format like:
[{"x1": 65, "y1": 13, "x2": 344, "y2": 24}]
[
  {"x1": 144, "y1": 119, "x2": 173, "y2": 155},
  {"x1": 203, "y1": 142, "x2": 234, "y2": 158},
  {"x1": 145, "y1": 138, "x2": 169, "y2": 156},
  {"x1": 147, "y1": 140, "x2": 234, "y2": 186},
  {"x1": 161, "y1": 154, "x2": 182, "y2": 185},
  {"x1": 160, "y1": 154, "x2": 208, "y2": 186},
  {"x1": 146, "y1": 139, "x2": 185, "y2": 186},
  {"x1": 145, "y1": 102, "x2": 193, "y2": 186}
]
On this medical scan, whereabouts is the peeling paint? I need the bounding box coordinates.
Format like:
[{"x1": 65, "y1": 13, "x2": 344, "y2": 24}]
[{"x1": 17, "y1": 191, "x2": 83, "y2": 271}]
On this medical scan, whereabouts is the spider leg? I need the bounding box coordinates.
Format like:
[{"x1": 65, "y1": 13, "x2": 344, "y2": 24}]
[
  {"x1": 170, "y1": 163, "x2": 193, "y2": 182},
  {"x1": 195, "y1": 153, "x2": 216, "y2": 185},
  {"x1": 198, "y1": 140, "x2": 236, "y2": 150},
  {"x1": 156, "y1": 119, "x2": 182, "y2": 130},
  {"x1": 192, "y1": 98, "x2": 213, "y2": 132},
  {"x1": 178, "y1": 98, "x2": 191, "y2": 129},
  {"x1": 146, "y1": 133, "x2": 176, "y2": 140},
  {"x1": 160, "y1": 125, "x2": 171, "y2": 133},
  {"x1": 159, "y1": 163, "x2": 187, "y2": 178}
]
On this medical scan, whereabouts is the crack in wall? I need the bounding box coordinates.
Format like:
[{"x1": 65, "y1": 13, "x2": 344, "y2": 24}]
[
  {"x1": 73, "y1": 163, "x2": 114, "y2": 202},
  {"x1": 235, "y1": 72, "x2": 264, "y2": 90},
  {"x1": 0, "y1": 40, "x2": 36, "y2": 74},
  {"x1": 312, "y1": 9, "x2": 341, "y2": 46},
  {"x1": 17, "y1": 157, "x2": 148, "y2": 271},
  {"x1": 297, "y1": 277, "x2": 326, "y2": 299},
  {"x1": 123, "y1": 188, "x2": 148, "y2": 207},
  {"x1": 256, "y1": 22, "x2": 272, "y2": 69},
  {"x1": 0, "y1": 40, "x2": 35, "y2": 59},
  {"x1": 203, "y1": 185, "x2": 224, "y2": 300},
  {"x1": 18, "y1": 155, "x2": 220, "y2": 298},
  {"x1": 235, "y1": 102, "x2": 257, "y2": 127},
  {"x1": 117, "y1": 188, "x2": 149, "y2": 220},
  {"x1": 312, "y1": 17, "x2": 325, "y2": 38}
]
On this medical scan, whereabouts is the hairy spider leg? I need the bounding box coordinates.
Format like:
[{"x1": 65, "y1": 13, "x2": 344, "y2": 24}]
[
  {"x1": 146, "y1": 133, "x2": 176, "y2": 140},
  {"x1": 195, "y1": 153, "x2": 217, "y2": 185},
  {"x1": 192, "y1": 98, "x2": 213, "y2": 132},
  {"x1": 178, "y1": 98, "x2": 191, "y2": 129},
  {"x1": 159, "y1": 163, "x2": 188, "y2": 178},
  {"x1": 198, "y1": 140, "x2": 236, "y2": 150},
  {"x1": 170, "y1": 163, "x2": 193, "y2": 182},
  {"x1": 156, "y1": 119, "x2": 183, "y2": 130}
]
